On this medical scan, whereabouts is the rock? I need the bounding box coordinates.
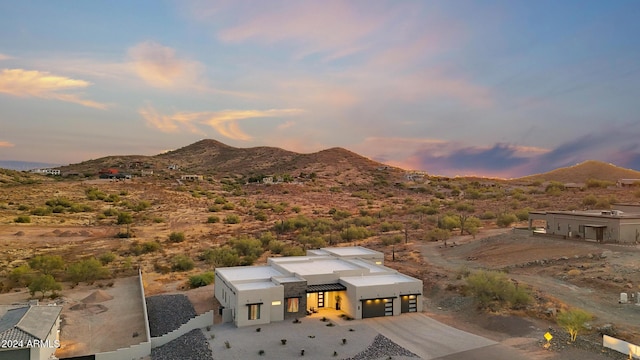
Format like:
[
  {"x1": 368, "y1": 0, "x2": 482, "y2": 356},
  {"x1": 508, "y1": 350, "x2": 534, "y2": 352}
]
[
  {"x1": 597, "y1": 323, "x2": 617, "y2": 337},
  {"x1": 587, "y1": 253, "x2": 594, "y2": 259},
  {"x1": 626, "y1": 283, "x2": 633, "y2": 289}
]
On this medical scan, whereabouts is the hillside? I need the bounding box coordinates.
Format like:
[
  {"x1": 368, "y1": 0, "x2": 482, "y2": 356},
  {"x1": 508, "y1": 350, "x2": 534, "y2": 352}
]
[
  {"x1": 57, "y1": 139, "x2": 404, "y2": 185},
  {"x1": 515, "y1": 160, "x2": 640, "y2": 184}
]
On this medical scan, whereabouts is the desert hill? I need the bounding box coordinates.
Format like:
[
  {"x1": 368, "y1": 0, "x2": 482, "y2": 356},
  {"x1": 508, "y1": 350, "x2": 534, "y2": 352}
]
[
  {"x1": 0, "y1": 168, "x2": 49, "y2": 187},
  {"x1": 58, "y1": 139, "x2": 404, "y2": 184},
  {"x1": 515, "y1": 160, "x2": 640, "y2": 184}
]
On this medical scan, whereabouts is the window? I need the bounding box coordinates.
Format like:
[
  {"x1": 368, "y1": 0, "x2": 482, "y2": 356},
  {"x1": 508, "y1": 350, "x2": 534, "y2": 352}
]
[
  {"x1": 248, "y1": 304, "x2": 261, "y2": 320},
  {"x1": 286, "y1": 298, "x2": 299, "y2": 313}
]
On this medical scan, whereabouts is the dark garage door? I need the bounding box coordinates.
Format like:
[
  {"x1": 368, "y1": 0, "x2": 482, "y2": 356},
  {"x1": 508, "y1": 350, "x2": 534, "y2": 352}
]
[
  {"x1": 0, "y1": 348, "x2": 30, "y2": 360},
  {"x1": 401, "y1": 294, "x2": 418, "y2": 313},
  {"x1": 362, "y1": 298, "x2": 393, "y2": 318}
]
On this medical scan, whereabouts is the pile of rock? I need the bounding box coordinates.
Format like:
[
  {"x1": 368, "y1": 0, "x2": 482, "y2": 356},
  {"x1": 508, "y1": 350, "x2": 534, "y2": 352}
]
[
  {"x1": 345, "y1": 334, "x2": 418, "y2": 360},
  {"x1": 151, "y1": 329, "x2": 212, "y2": 360},
  {"x1": 146, "y1": 294, "x2": 197, "y2": 337}
]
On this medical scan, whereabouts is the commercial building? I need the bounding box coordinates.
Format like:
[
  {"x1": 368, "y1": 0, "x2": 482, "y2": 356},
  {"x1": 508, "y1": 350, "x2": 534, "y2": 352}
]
[{"x1": 215, "y1": 247, "x2": 423, "y2": 327}]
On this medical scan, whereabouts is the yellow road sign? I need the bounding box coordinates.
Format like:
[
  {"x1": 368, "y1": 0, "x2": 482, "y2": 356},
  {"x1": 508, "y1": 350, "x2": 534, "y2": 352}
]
[{"x1": 544, "y1": 332, "x2": 553, "y2": 342}]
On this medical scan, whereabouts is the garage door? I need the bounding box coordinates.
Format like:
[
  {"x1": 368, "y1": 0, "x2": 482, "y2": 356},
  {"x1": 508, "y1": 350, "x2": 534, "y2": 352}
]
[
  {"x1": 0, "y1": 348, "x2": 30, "y2": 360},
  {"x1": 362, "y1": 298, "x2": 393, "y2": 318},
  {"x1": 401, "y1": 294, "x2": 418, "y2": 313}
]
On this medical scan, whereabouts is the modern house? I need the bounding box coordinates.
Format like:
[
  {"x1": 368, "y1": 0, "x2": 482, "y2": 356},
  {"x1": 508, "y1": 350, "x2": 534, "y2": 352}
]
[
  {"x1": 180, "y1": 175, "x2": 203, "y2": 181},
  {"x1": 529, "y1": 204, "x2": 640, "y2": 243},
  {"x1": 0, "y1": 304, "x2": 62, "y2": 360},
  {"x1": 215, "y1": 247, "x2": 423, "y2": 327}
]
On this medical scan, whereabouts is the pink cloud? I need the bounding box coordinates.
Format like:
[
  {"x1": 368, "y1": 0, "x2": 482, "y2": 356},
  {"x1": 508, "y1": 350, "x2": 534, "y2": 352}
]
[
  {"x1": 128, "y1": 41, "x2": 205, "y2": 89},
  {"x1": 140, "y1": 105, "x2": 304, "y2": 141},
  {"x1": 0, "y1": 141, "x2": 14, "y2": 147},
  {"x1": 0, "y1": 68, "x2": 107, "y2": 109}
]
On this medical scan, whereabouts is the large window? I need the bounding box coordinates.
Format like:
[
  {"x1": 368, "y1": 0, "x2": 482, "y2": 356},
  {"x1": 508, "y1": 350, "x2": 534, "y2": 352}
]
[
  {"x1": 286, "y1": 297, "x2": 299, "y2": 313},
  {"x1": 248, "y1": 304, "x2": 261, "y2": 320}
]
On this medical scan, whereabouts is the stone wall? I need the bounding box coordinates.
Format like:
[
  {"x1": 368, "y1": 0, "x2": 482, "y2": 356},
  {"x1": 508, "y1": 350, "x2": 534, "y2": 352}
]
[{"x1": 282, "y1": 280, "x2": 307, "y2": 319}]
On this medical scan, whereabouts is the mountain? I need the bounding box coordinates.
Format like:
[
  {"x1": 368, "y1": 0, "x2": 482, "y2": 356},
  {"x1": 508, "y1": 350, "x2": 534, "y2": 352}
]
[
  {"x1": 515, "y1": 160, "x2": 640, "y2": 183},
  {"x1": 58, "y1": 139, "x2": 403, "y2": 184},
  {"x1": 0, "y1": 160, "x2": 61, "y2": 171}
]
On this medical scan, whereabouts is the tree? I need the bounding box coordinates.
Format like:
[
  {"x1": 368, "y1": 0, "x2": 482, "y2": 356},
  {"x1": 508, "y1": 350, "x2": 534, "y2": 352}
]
[
  {"x1": 28, "y1": 255, "x2": 64, "y2": 275},
  {"x1": 28, "y1": 274, "x2": 61, "y2": 299},
  {"x1": 117, "y1": 212, "x2": 133, "y2": 236},
  {"x1": 67, "y1": 258, "x2": 110, "y2": 284},
  {"x1": 557, "y1": 308, "x2": 593, "y2": 342}
]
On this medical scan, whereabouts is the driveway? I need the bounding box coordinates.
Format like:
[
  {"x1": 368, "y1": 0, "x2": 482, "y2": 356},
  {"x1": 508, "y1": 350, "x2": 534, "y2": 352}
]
[{"x1": 364, "y1": 313, "x2": 529, "y2": 360}]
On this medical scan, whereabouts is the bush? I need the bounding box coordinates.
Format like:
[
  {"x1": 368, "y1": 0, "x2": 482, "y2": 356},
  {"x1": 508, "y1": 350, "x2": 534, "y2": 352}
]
[
  {"x1": 208, "y1": 205, "x2": 221, "y2": 212},
  {"x1": 130, "y1": 241, "x2": 161, "y2": 255},
  {"x1": 207, "y1": 216, "x2": 220, "y2": 223},
  {"x1": 514, "y1": 208, "x2": 531, "y2": 221},
  {"x1": 201, "y1": 247, "x2": 241, "y2": 267},
  {"x1": 340, "y1": 226, "x2": 372, "y2": 241},
  {"x1": 465, "y1": 270, "x2": 530, "y2": 310},
  {"x1": 222, "y1": 202, "x2": 235, "y2": 210},
  {"x1": 230, "y1": 236, "x2": 264, "y2": 258},
  {"x1": 379, "y1": 221, "x2": 403, "y2": 232},
  {"x1": 582, "y1": 195, "x2": 598, "y2": 207},
  {"x1": 268, "y1": 240, "x2": 286, "y2": 254},
  {"x1": 14, "y1": 215, "x2": 31, "y2": 223},
  {"x1": 172, "y1": 255, "x2": 195, "y2": 271},
  {"x1": 28, "y1": 255, "x2": 64, "y2": 275},
  {"x1": 103, "y1": 208, "x2": 119, "y2": 217},
  {"x1": 189, "y1": 272, "x2": 215, "y2": 288},
  {"x1": 168, "y1": 232, "x2": 186, "y2": 243},
  {"x1": 117, "y1": 212, "x2": 133, "y2": 225},
  {"x1": 28, "y1": 274, "x2": 61, "y2": 299},
  {"x1": 99, "y1": 252, "x2": 116, "y2": 265},
  {"x1": 31, "y1": 207, "x2": 52, "y2": 216},
  {"x1": 254, "y1": 212, "x2": 268, "y2": 221},
  {"x1": 224, "y1": 214, "x2": 241, "y2": 224},
  {"x1": 424, "y1": 228, "x2": 450, "y2": 241},
  {"x1": 557, "y1": 308, "x2": 593, "y2": 342},
  {"x1": 381, "y1": 235, "x2": 402, "y2": 246},
  {"x1": 66, "y1": 258, "x2": 110, "y2": 284},
  {"x1": 496, "y1": 213, "x2": 518, "y2": 227}
]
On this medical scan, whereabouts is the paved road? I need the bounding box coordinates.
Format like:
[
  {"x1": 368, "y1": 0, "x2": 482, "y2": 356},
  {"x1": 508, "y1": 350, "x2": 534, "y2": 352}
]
[{"x1": 364, "y1": 313, "x2": 527, "y2": 360}]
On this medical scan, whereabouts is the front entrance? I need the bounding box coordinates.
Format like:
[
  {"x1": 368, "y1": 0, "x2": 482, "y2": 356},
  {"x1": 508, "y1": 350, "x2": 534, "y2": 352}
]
[
  {"x1": 317, "y1": 291, "x2": 325, "y2": 308},
  {"x1": 362, "y1": 298, "x2": 394, "y2": 318}
]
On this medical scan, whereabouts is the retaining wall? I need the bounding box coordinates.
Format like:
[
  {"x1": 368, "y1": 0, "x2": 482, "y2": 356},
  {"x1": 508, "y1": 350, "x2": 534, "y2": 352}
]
[{"x1": 603, "y1": 335, "x2": 640, "y2": 359}]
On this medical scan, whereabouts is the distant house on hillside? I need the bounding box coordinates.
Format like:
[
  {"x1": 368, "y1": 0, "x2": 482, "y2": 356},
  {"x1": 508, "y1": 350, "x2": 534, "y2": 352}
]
[
  {"x1": 617, "y1": 179, "x2": 640, "y2": 187},
  {"x1": 30, "y1": 168, "x2": 60, "y2": 176},
  {"x1": 168, "y1": 164, "x2": 179, "y2": 170},
  {"x1": 140, "y1": 169, "x2": 154, "y2": 176},
  {"x1": 181, "y1": 174, "x2": 203, "y2": 181}
]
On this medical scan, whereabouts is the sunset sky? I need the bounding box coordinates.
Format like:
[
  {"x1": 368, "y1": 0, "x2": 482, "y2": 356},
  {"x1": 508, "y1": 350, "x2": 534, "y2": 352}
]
[{"x1": 1, "y1": 1, "x2": 639, "y2": 178}]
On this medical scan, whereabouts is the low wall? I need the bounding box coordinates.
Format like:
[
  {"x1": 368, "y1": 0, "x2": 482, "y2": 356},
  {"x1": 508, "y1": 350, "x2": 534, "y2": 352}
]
[
  {"x1": 512, "y1": 227, "x2": 532, "y2": 236},
  {"x1": 603, "y1": 335, "x2": 640, "y2": 359},
  {"x1": 151, "y1": 310, "x2": 214, "y2": 348},
  {"x1": 95, "y1": 341, "x2": 151, "y2": 360}
]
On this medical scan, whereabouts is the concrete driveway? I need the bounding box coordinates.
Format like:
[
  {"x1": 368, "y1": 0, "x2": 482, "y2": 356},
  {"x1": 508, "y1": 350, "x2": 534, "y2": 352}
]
[{"x1": 364, "y1": 313, "x2": 526, "y2": 360}]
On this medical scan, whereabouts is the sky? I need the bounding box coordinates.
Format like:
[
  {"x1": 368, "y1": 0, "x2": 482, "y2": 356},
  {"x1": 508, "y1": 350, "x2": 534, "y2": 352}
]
[{"x1": 1, "y1": 0, "x2": 639, "y2": 178}]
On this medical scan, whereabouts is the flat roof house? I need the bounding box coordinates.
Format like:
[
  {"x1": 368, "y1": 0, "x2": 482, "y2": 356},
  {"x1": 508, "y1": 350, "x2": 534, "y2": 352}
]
[
  {"x1": 0, "y1": 304, "x2": 62, "y2": 360},
  {"x1": 529, "y1": 204, "x2": 640, "y2": 243},
  {"x1": 215, "y1": 247, "x2": 423, "y2": 327}
]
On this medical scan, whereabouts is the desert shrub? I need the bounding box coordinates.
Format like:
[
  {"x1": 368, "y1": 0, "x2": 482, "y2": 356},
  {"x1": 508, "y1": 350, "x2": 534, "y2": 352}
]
[
  {"x1": 86, "y1": 187, "x2": 107, "y2": 200},
  {"x1": 254, "y1": 211, "x2": 268, "y2": 221},
  {"x1": 222, "y1": 202, "x2": 235, "y2": 210},
  {"x1": 201, "y1": 246, "x2": 241, "y2": 267},
  {"x1": 214, "y1": 196, "x2": 227, "y2": 204},
  {"x1": 45, "y1": 197, "x2": 73, "y2": 208},
  {"x1": 381, "y1": 235, "x2": 402, "y2": 246},
  {"x1": 352, "y1": 216, "x2": 376, "y2": 227},
  {"x1": 438, "y1": 215, "x2": 460, "y2": 230},
  {"x1": 28, "y1": 255, "x2": 64, "y2": 275},
  {"x1": 465, "y1": 270, "x2": 530, "y2": 310},
  {"x1": 130, "y1": 241, "x2": 161, "y2": 255},
  {"x1": 514, "y1": 208, "x2": 531, "y2": 221},
  {"x1": 425, "y1": 228, "x2": 450, "y2": 241},
  {"x1": 105, "y1": 194, "x2": 120, "y2": 203},
  {"x1": 51, "y1": 205, "x2": 66, "y2": 213},
  {"x1": 595, "y1": 198, "x2": 610, "y2": 209},
  {"x1": 28, "y1": 274, "x2": 61, "y2": 299},
  {"x1": 17, "y1": 204, "x2": 29, "y2": 211},
  {"x1": 292, "y1": 206, "x2": 301, "y2": 213},
  {"x1": 230, "y1": 236, "x2": 264, "y2": 257},
  {"x1": 340, "y1": 225, "x2": 372, "y2": 241},
  {"x1": 585, "y1": 179, "x2": 614, "y2": 188},
  {"x1": 66, "y1": 258, "x2": 110, "y2": 284},
  {"x1": 557, "y1": 308, "x2": 593, "y2": 342},
  {"x1": 14, "y1": 215, "x2": 31, "y2": 223},
  {"x1": 99, "y1": 252, "x2": 116, "y2": 265},
  {"x1": 224, "y1": 214, "x2": 241, "y2": 224},
  {"x1": 188, "y1": 272, "x2": 215, "y2": 288},
  {"x1": 496, "y1": 213, "x2": 518, "y2": 227},
  {"x1": 103, "y1": 208, "x2": 118, "y2": 217},
  {"x1": 31, "y1": 207, "x2": 52, "y2": 216},
  {"x1": 172, "y1": 255, "x2": 195, "y2": 271},
  {"x1": 567, "y1": 269, "x2": 581, "y2": 277},
  {"x1": 153, "y1": 217, "x2": 165, "y2": 223},
  {"x1": 259, "y1": 232, "x2": 277, "y2": 247},
  {"x1": 207, "y1": 216, "x2": 220, "y2": 223},
  {"x1": 168, "y1": 231, "x2": 186, "y2": 243},
  {"x1": 117, "y1": 212, "x2": 133, "y2": 225},
  {"x1": 130, "y1": 200, "x2": 151, "y2": 211},
  {"x1": 582, "y1": 195, "x2": 597, "y2": 206},
  {"x1": 273, "y1": 215, "x2": 312, "y2": 233},
  {"x1": 282, "y1": 245, "x2": 305, "y2": 257},
  {"x1": 297, "y1": 234, "x2": 327, "y2": 249},
  {"x1": 379, "y1": 221, "x2": 403, "y2": 232},
  {"x1": 332, "y1": 209, "x2": 351, "y2": 220},
  {"x1": 10, "y1": 264, "x2": 33, "y2": 287},
  {"x1": 268, "y1": 240, "x2": 286, "y2": 254},
  {"x1": 208, "y1": 205, "x2": 221, "y2": 212}
]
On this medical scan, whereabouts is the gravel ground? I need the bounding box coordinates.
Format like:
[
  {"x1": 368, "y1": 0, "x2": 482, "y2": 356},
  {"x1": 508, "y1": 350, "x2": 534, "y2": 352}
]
[
  {"x1": 146, "y1": 294, "x2": 197, "y2": 337},
  {"x1": 151, "y1": 329, "x2": 213, "y2": 360},
  {"x1": 344, "y1": 334, "x2": 419, "y2": 360},
  {"x1": 543, "y1": 327, "x2": 629, "y2": 360}
]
